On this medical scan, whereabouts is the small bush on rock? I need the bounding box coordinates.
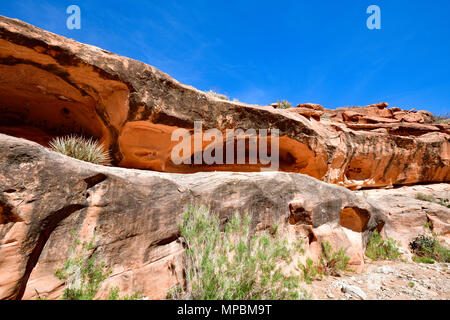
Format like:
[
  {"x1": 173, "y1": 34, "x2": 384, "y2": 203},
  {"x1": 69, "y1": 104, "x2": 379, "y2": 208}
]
[
  {"x1": 300, "y1": 241, "x2": 350, "y2": 284},
  {"x1": 415, "y1": 193, "x2": 450, "y2": 208},
  {"x1": 49, "y1": 135, "x2": 111, "y2": 165},
  {"x1": 365, "y1": 231, "x2": 402, "y2": 261},
  {"x1": 55, "y1": 236, "x2": 141, "y2": 300},
  {"x1": 432, "y1": 113, "x2": 450, "y2": 124},
  {"x1": 410, "y1": 235, "x2": 450, "y2": 263},
  {"x1": 415, "y1": 192, "x2": 435, "y2": 202},
  {"x1": 320, "y1": 241, "x2": 351, "y2": 275},
  {"x1": 172, "y1": 206, "x2": 309, "y2": 300}
]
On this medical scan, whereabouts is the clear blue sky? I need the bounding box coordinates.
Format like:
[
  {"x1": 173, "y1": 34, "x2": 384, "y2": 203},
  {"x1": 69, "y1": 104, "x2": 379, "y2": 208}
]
[{"x1": 1, "y1": 0, "x2": 449, "y2": 114}]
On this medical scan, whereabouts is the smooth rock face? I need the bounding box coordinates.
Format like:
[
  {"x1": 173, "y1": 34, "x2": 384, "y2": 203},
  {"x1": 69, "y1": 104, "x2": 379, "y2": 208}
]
[
  {"x1": 0, "y1": 134, "x2": 386, "y2": 300},
  {"x1": 0, "y1": 16, "x2": 448, "y2": 189}
]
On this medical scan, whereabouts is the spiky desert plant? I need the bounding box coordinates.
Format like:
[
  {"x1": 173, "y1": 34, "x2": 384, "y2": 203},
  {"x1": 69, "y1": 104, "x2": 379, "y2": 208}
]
[
  {"x1": 49, "y1": 135, "x2": 111, "y2": 165},
  {"x1": 276, "y1": 100, "x2": 292, "y2": 109}
]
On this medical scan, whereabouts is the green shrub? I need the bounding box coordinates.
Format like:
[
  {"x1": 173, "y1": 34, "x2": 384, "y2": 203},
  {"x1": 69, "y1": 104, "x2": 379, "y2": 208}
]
[
  {"x1": 409, "y1": 235, "x2": 450, "y2": 263},
  {"x1": 55, "y1": 236, "x2": 140, "y2": 300},
  {"x1": 415, "y1": 193, "x2": 450, "y2": 208},
  {"x1": 300, "y1": 258, "x2": 322, "y2": 284},
  {"x1": 365, "y1": 231, "x2": 402, "y2": 261},
  {"x1": 300, "y1": 241, "x2": 350, "y2": 284},
  {"x1": 173, "y1": 206, "x2": 308, "y2": 300},
  {"x1": 107, "y1": 287, "x2": 142, "y2": 300},
  {"x1": 49, "y1": 135, "x2": 111, "y2": 165},
  {"x1": 415, "y1": 192, "x2": 435, "y2": 202},
  {"x1": 320, "y1": 241, "x2": 351, "y2": 275},
  {"x1": 438, "y1": 198, "x2": 450, "y2": 208},
  {"x1": 55, "y1": 240, "x2": 111, "y2": 300},
  {"x1": 412, "y1": 255, "x2": 435, "y2": 264}
]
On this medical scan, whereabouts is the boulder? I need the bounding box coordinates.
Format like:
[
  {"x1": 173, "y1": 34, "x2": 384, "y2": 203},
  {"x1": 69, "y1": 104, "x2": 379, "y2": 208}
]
[
  {"x1": 296, "y1": 103, "x2": 324, "y2": 111},
  {"x1": 355, "y1": 184, "x2": 450, "y2": 251},
  {"x1": 399, "y1": 112, "x2": 425, "y2": 123},
  {"x1": 0, "y1": 134, "x2": 386, "y2": 299}
]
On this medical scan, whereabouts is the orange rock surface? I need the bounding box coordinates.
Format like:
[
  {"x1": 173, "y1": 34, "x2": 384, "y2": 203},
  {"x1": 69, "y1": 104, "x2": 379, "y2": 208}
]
[{"x1": 0, "y1": 15, "x2": 448, "y2": 189}]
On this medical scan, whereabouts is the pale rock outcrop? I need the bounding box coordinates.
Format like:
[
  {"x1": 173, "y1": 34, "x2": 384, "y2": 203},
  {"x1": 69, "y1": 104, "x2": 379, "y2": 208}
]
[{"x1": 355, "y1": 184, "x2": 450, "y2": 251}]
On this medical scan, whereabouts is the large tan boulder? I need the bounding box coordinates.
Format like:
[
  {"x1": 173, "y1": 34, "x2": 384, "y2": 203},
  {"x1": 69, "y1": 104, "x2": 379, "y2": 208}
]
[{"x1": 0, "y1": 134, "x2": 387, "y2": 300}]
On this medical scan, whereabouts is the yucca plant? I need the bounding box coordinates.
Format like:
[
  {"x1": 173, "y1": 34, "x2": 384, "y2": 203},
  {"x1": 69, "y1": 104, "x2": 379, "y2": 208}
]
[{"x1": 49, "y1": 135, "x2": 111, "y2": 165}]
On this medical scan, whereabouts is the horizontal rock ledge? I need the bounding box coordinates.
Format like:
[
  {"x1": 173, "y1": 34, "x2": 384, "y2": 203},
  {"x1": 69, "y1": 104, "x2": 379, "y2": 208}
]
[{"x1": 0, "y1": 15, "x2": 449, "y2": 189}]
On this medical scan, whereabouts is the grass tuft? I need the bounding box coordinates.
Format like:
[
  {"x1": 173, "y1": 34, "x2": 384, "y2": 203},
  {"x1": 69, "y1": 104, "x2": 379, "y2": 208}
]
[{"x1": 49, "y1": 135, "x2": 111, "y2": 165}]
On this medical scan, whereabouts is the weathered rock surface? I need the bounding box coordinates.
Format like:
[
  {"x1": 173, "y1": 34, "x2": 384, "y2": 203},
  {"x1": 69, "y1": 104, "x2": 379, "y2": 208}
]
[
  {"x1": 0, "y1": 16, "x2": 448, "y2": 189},
  {"x1": 0, "y1": 134, "x2": 386, "y2": 300},
  {"x1": 355, "y1": 184, "x2": 450, "y2": 250}
]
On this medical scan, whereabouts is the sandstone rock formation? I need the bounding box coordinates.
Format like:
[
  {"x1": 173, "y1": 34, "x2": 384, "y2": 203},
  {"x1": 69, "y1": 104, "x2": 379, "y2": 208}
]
[
  {"x1": 0, "y1": 16, "x2": 448, "y2": 189},
  {"x1": 0, "y1": 134, "x2": 386, "y2": 300},
  {"x1": 355, "y1": 184, "x2": 450, "y2": 251}
]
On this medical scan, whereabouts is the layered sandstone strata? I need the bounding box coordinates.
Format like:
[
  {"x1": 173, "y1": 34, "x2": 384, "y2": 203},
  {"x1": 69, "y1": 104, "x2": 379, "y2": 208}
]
[{"x1": 0, "y1": 15, "x2": 448, "y2": 190}]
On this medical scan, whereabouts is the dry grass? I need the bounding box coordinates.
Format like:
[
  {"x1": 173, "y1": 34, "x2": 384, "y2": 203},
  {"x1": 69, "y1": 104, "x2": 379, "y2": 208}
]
[{"x1": 49, "y1": 135, "x2": 111, "y2": 165}]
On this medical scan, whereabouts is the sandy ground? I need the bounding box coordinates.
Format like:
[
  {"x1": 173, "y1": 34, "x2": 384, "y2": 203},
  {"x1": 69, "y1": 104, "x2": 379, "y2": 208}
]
[{"x1": 306, "y1": 260, "x2": 450, "y2": 300}]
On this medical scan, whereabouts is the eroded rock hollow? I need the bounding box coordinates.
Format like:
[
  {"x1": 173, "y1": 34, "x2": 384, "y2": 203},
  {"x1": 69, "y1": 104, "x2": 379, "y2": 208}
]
[{"x1": 0, "y1": 16, "x2": 448, "y2": 189}]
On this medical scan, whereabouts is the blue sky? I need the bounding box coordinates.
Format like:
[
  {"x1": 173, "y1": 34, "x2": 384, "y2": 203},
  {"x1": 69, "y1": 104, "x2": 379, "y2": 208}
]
[{"x1": 1, "y1": 1, "x2": 449, "y2": 114}]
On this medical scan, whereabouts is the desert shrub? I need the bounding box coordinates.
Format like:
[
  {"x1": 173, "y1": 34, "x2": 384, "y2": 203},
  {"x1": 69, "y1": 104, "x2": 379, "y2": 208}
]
[
  {"x1": 107, "y1": 287, "x2": 142, "y2": 300},
  {"x1": 415, "y1": 193, "x2": 450, "y2": 208},
  {"x1": 275, "y1": 100, "x2": 292, "y2": 109},
  {"x1": 365, "y1": 231, "x2": 402, "y2": 261},
  {"x1": 409, "y1": 235, "x2": 450, "y2": 263},
  {"x1": 300, "y1": 258, "x2": 322, "y2": 284},
  {"x1": 55, "y1": 239, "x2": 111, "y2": 300},
  {"x1": 173, "y1": 206, "x2": 308, "y2": 300},
  {"x1": 55, "y1": 237, "x2": 140, "y2": 300},
  {"x1": 415, "y1": 192, "x2": 435, "y2": 202},
  {"x1": 49, "y1": 135, "x2": 111, "y2": 165},
  {"x1": 432, "y1": 113, "x2": 450, "y2": 124},
  {"x1": 300, "y1": 241, "x2": 350, "y2": 284},
  {"x1": 320, "y1": 241, "x2": 350, "y2": 275},
  {"x1": 437, "y1": 198, "x2": 450, "y2": 208},
  {"x1": 207, "y1": 90, "x2": 230, "y2": 101}
]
